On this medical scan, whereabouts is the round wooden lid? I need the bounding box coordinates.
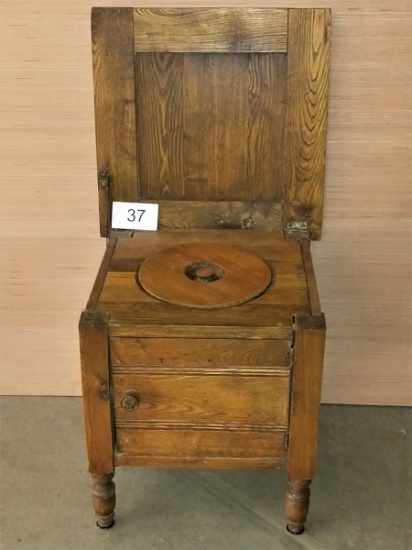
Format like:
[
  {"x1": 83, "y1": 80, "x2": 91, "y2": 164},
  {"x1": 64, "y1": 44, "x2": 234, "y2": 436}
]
[{"x1": 138, "y1": 242, "x2": 272, "y2": 309}]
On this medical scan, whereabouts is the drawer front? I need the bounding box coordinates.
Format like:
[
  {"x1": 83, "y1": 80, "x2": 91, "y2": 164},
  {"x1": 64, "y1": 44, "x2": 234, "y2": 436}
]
[
  {"x1": 110, "y1": 337, "x2": 291, "y2": 368},
  {"x1": 113, "y1": 373, "x2": 290, "y2": 426}
]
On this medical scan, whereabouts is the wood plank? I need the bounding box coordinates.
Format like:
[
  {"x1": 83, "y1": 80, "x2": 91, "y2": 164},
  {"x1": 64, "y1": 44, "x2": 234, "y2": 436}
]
[
  {"x1": 92, "y1": 8, "x2": 138, "y2": 237},
  {"x1": 116, "y1": 426, "x2": 287, "y2": 459},
  {"x1": 176, "y1": 52, "x2": 286, "y2": 205},
  {"x1": 209, "y1": 53, "x2": 248, "y2": 200},
  {"x1": 109, "y1": 323, "x2": 294, "y2": 341},
  {"x1": 124, "y1": 229, "x2": 302, "y2": 261},
  {"x1": 78, "y1": 311, "x2": 113, "y2": 474},
  {"x1": 288, "y1": 314, "x2": 326, "y2": 480},
  {"x1": 133, "y1": 8, "x2": 288, "y2": 53},
  {"x1": 99, "y1": 273, "x2": 309, "y2": 309},
  {"x1": 107, "y1": 301, "x2": 308, "y2": 339},
  {"x1": 86, "y1": 237, "x2": 117, "y2": 310},
  {"x1": 247, "y1": 53, "x2": 287, "y2": 200},
  {"x1": 104, "y1": 303, "x2": 305, "y2": 326},
  {"x1": 108, "y1": 260, "x2": 307, "y2": 290},
  {"x1": 137, "y1": 53, "x2": 184, "y2": 199},
  {"x1": 283, "y1": 9, "x2": 331, "y2": 240},
  {"x1": 113, "y1": 373, "x2": 290, "y2": 425},
  {"x1": 110, "y1": 337, "x2": 291, "y2": 367},
  {"x1": 301, "y1": 241, "x2": 322, "y2": 314},
  {"x1": 115, "y1": 454, "x2": 284, "y2": 469},
  {"x1": 182, "y1": 54, "x2": 213, "y2": 200},
  {"x1": 155, "y1": 200, "x2": 283, "y2": 231}
]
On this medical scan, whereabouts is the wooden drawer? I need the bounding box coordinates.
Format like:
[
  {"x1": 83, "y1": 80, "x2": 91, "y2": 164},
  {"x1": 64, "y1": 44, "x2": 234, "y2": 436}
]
[{"x1": 113, "y1": 372, "x2": 290, "y2": 426}]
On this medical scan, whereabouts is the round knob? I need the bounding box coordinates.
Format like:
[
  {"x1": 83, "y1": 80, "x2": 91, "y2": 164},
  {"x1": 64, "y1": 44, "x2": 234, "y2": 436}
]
[{"x1": 120, "y1": 391, "x2": 140, "y2": 411}]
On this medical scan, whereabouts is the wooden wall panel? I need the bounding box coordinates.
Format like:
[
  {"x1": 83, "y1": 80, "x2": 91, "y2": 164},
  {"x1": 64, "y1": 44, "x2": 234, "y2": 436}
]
[{"x1": 1, "y1": 1, "x2": 411, "y2": 405}]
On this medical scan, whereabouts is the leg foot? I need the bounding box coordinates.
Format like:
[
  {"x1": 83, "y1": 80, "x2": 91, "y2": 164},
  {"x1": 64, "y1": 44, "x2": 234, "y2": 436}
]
[
  {"x1": 91, "y1": 473, "x2": 116, "y2": 528},
  {"x1": 285, "y1": 480, "x2": 311, "y2": 535}
]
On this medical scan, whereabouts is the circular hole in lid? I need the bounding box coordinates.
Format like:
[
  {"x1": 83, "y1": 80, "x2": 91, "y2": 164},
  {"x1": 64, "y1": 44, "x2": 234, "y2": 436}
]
[{"x1": 184, "y1": 262, "x2": 225, "y2": 283}]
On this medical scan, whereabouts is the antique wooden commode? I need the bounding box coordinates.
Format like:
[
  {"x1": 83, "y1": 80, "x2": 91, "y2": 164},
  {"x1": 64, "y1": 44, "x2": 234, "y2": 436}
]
[{"x1": 79, "y1": 7, "x2": 330, "y2": 534}]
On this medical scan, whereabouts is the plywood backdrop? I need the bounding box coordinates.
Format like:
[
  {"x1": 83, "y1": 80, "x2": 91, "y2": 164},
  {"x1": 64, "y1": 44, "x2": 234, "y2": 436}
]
[{"x1": 1, "y1": 0, "x2": 411, "y2": 404}]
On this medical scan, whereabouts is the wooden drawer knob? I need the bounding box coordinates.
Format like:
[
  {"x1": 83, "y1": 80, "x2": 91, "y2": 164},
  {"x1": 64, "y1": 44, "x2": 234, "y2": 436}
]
[{"x1": 120, "y1": 391, "x2": 140, "y2": 411}]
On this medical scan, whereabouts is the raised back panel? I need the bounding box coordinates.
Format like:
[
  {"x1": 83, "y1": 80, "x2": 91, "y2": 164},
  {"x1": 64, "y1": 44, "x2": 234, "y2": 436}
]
[
  {"x1": 92, "y1": 8, "x2": 331, "y2": 239},
  {"x1": 136, "y1": 52, "x2": 287, "y2": 202}
]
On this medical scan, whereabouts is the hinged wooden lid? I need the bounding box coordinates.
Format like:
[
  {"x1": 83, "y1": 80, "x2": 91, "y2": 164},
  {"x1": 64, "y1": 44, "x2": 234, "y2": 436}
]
[{"x1": 92, "y1": 7, "x2": 331, "y2": 240}]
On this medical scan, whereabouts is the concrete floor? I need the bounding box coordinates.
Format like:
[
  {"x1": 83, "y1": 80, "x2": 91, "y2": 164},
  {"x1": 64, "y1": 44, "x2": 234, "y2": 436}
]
[{"x1": 0, "y1": 399, "x2": 410, "y2": 550}]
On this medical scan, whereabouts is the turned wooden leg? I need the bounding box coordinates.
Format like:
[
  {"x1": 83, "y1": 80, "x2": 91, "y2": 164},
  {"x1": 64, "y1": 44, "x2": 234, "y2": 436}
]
[
  {"x1": 286, "y1": 315, "x2": 326, "y2": 533},
  {"x1": 91, "y1": 473, "x2": 116, "y2": 528},
  {"x1": 285, "y1": 480, "x2": 311, "y2": 534}
]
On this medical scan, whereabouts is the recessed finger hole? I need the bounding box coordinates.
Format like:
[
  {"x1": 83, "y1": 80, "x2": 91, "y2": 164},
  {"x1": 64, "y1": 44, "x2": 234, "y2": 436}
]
[{"x1": 184, "y1": 262, "x2": 225, "y2": 283}]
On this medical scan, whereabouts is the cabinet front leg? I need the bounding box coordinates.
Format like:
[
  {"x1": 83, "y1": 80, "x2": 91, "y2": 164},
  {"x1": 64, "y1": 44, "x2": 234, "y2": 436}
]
[
  {"x1": 91, "y1": 473, "x2": 116, "y2": 529},
  {"x1": 285, "y1": 480, "x2": 311, "y2": 534}
]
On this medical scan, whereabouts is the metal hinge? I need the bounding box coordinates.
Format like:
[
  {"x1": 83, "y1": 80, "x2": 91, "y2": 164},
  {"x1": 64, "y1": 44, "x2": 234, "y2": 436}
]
[
  {"x1": 284, "y1": 221, "x2": 310, "y2": 240},
  {"x1": 98, "y1": 170, "x2": 110, "y2": 189}
]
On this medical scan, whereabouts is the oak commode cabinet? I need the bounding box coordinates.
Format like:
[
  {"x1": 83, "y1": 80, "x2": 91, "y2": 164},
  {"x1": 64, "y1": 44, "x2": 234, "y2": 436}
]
[{"x1": 79, "y1": 7, "x2": 331, "y2": 535}]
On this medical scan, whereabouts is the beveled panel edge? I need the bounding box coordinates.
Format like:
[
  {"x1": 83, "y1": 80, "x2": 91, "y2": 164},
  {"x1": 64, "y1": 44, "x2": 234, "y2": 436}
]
[
  {"x1": 115, "y1": 421, "x2": 287, "y2": 431},
  {"x1": 115, "y1": 454, "x2": 286, "y2": 469},
  {"x1": 111, "y1": 366, "x2": 290, "y2": 376}
]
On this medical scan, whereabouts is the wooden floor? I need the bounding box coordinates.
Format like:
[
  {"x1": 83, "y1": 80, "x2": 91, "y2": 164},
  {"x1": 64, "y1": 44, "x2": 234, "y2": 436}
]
[{"x1": 1, "y1": 0, "x2": 411, "y2": 404}]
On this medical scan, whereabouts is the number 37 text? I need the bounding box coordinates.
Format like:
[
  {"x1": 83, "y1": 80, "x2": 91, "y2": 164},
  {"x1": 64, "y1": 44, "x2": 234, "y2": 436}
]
[{"x1": 127, "y1": 209, "x2": 146, "y2": 223}]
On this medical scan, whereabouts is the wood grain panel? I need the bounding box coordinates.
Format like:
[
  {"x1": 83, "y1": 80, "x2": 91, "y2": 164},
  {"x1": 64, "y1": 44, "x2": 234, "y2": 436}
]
[
  {"x1": 99, "y1": 271, "x2": 309, "y2": 310},
  {"x1": 115, "y1": 453, "x2": 284, "y2": 469},
  {"x1": 123, "y1": 229, "x2": 304, "y2": 262},
  {"x1": 104, "y1": 303, "x2": 306, "y2": 330},
  {"x1": 110, "y1": 338, "x2": 291, "y2": 367},
  {"x1": 113, "y1": 373, "x2": 290, "y2": 425},
  {"x1": 136, "y1": 53, "x2": 184, "y2": 199},
  {"x1": 1, "y1": 1, "x2": 411, "y2": 406},
  {"x1": 116, "y1": 426, "x2": 287, "y2": 460},
  {"x1": 288, "y1": 314, "x2": 326, "y2": 480},
  {"x1": 133, "y1": 8, "x2": 288, "y2": 52},
  {"x1": 301, "y1": 241, "x2": 322, "y2": 314},
  {"x1": 182, "y1": 53, "x2": 286, "y2": 203},
  {"x1": 156, "y1": 200, "x2": 283, "y2": 231},
  {"x1": 247, "y1": 53, "x2": 287, "y2": 201},
  {"x1": 91, "y1": 8, "x2": 138, "y2": 236},
  {"x1": 107, "y1": 261, "x2": 306, "y2": 289},
  {"x1": 182, "y1": 54, "x2": 213, "y2": 200},
  {"x1": 79, "y1": 311, "x2": 113, "y2": 473},
  {"x1": 283, "y1": 9, "x2": 331, "y2": 239},
  {"x1": 212, "y1": 54, "x2": 249, "y2": 200}
]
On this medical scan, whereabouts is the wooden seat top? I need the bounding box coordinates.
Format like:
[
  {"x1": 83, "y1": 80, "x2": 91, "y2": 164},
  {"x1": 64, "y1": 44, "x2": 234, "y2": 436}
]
[{"x1": 89, "y1": 230, "x2": 315, "y2": 339}]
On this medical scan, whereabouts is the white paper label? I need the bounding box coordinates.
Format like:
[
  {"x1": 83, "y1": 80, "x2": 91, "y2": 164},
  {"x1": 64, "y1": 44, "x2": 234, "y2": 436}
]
[{"x1": 111, "y1": 202, "x2": 159, "y2": 231}]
